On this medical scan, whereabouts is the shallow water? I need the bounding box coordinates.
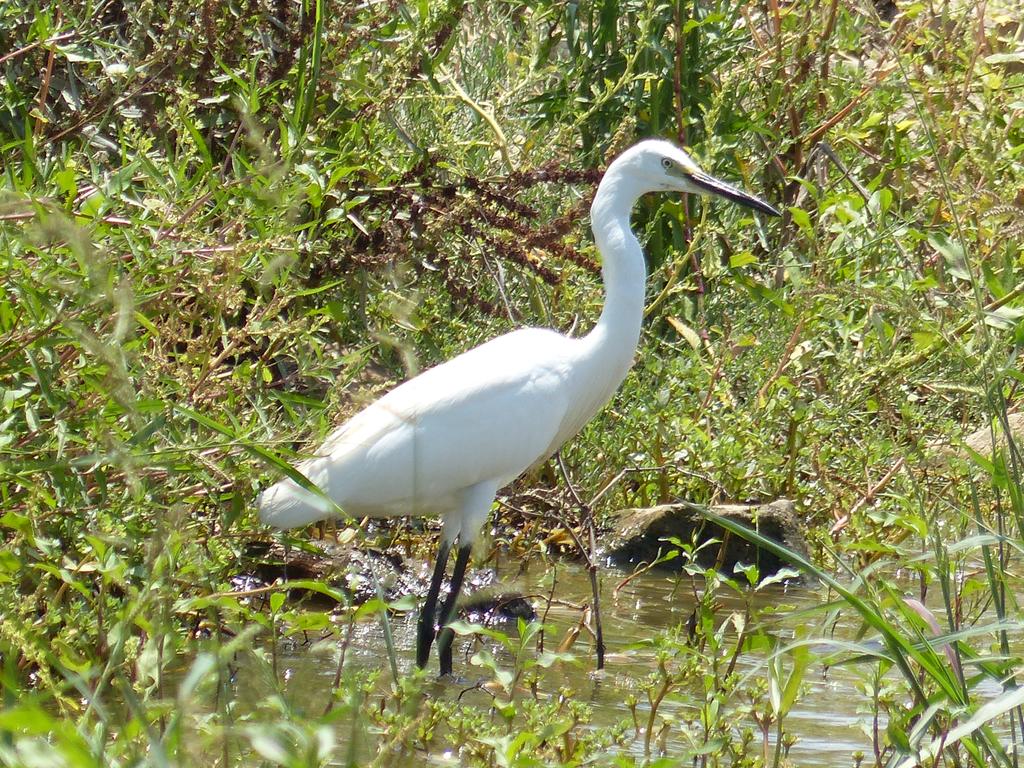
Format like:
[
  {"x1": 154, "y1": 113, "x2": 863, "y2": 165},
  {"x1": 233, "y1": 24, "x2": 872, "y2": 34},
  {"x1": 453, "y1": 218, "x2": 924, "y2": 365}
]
[{"x1": 250, "y1": 555, "x2": 878, "y2": 765}]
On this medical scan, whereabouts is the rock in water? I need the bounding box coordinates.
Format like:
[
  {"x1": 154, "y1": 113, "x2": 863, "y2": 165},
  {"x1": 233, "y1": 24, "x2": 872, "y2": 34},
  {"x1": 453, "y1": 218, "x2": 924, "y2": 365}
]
[{"x1": 603, "y1": 499, "x2": 808, "y2": 582}]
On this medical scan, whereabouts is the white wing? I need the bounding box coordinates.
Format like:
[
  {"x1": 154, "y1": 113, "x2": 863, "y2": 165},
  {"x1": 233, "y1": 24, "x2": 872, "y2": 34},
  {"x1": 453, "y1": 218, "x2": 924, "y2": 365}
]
[{"x1": 259, "y1": 328, "x2": 580, "y2": 527}]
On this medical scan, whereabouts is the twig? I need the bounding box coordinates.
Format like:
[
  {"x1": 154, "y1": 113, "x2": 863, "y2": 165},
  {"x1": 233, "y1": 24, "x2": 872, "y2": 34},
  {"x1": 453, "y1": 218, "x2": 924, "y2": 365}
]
[
  {"x1": 535, "y1": 561, "x2": 558, "y2": 656},
  {"x1": 0, "y1": 212, "x2": 37, "y2": 222},
  {"x1": 817, "y1": 0, "x2": 840, "y2": 114},
  {"x1": 613, "y1": 550, "x2": 665, "y2": 598},
  {"x1": 204, "y1": 584, "x2": 280, "y2": 600},
  {"x1": 0, "y1": 31, "x2": 76, "y2": 66},
  {"x1": 33, "y1": 12, "x2": 60, "y2": 138},
  {"x1": 801, "y1": 66, "x2": 896, "y2": 146},
  {"x1": 586, "y1": 465, "x2": 666, "y2": 508},
  {"x1": 555, "y1": 453, "x2": 605, "y2": 670},
  {"x1": 672, "y1": 1, "x2": 686, "y2": 147},
  {"x1": 808, "y1": 142, "x2": 914, "y2": 271},
  {"x1": 643, "y1": 211, "x2": 706, "y2": 319},
  {"x1": 323, "y1": 616, "x2": 356, "y2": 716},
  {"x1": 372, "y1": 574, "x2": 399, "y2": 681},
  {"x1": 439, "y1": 66, "x2": 511, "y2": 170},
  {"x1": 830, "y1": 455, "x2": 907, "y2": 535},
  {"x1": 476, "y1": 241, "x2": 517, "y2": 323},
  {"x1": 756, "y1": 319, "x2": 805, "y2": 402},
  {"x1": 698, "y1": 346, "x2": 727, "y2": 415}
]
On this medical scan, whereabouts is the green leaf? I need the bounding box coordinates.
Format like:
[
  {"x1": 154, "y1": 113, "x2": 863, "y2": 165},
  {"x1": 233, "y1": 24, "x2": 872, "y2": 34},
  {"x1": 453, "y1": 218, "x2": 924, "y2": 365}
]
[
  {"x1": 729, "y1": 251, "x2": 758, "y2": 268},
  {"x1": 911, "y1": 330, "x2": 938, "y2": 351},
  {"x1": 353, "y1": 597, "x2": 386, "y2": 620},
  {"x1": 789, "y1": 206, "x2": 813, "y2": 237},
  {"x1": 927, "y1": 232, "x2": 971, "y2": 280},
  {"x1": 250, "y1": 731, "x2": 289, "y2": 764},
  {"x1": 269, "y1": 591, "x2": 285, "y2": 614},
  {"x1": 0, "y1": 703, "x2": 57, "y2": 733},
  {"x1": 984, "y1": 52, "x2": 1024, "y2": 64},
  {"x1": 872, "y1": 187, "x2": 892, "y2": 216},
  {"x1": 448, "y1": 619, "x2": 510, "y2": 644},
  {"x1": 535, "y1": 651, "x2": 575, "y2": 668},
  {"x1": 756, "y1": 568, "x2": 802, "y2": 589},
  {"x1": 985, "y1": 305, "x2": 1024, "y2": 331},
  {"x1": 701, "y1": 508, "x2": 964, "y2": 705},
  {"x1": 178, "y1": 109, "x2": 212, "y2": 171},
  {"x1": 173, "y1": 404, "x2": 346, "y2": 518},
  {"x1": 893, "y1": 685, "x2": 1024, "y2": 768},
  {"x1": 178, "y1": 652, "x2": 216, "y2": 700}
]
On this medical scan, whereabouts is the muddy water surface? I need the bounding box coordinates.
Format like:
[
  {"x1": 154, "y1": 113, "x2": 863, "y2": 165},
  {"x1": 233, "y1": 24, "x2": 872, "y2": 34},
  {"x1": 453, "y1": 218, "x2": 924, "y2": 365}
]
[{"x1": 254, "y1": 559, "x2": 873, "y2": 765}]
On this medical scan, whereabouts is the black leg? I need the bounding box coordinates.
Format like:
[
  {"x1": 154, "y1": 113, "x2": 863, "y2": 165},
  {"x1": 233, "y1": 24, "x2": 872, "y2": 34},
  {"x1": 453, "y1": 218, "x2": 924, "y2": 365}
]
[
  {"x1": 417, "y1": 537, "x2": 453, "y2": 669},
  {"x1": 436, "y1": 542, "x2": 472, "y2": 676}
]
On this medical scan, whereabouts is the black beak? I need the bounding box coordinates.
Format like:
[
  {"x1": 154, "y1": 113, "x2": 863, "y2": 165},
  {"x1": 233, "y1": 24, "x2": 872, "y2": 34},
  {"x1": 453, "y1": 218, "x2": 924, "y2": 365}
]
[{"x1": 688, "y1": 171, "x2": 782, "y2": 217}]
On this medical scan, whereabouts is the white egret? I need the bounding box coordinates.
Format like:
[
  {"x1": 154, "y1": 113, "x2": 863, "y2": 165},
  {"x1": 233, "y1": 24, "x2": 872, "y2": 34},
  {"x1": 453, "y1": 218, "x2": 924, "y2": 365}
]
[{"x1": 259, "y1": 139, "x2": 780, "y2": 675}]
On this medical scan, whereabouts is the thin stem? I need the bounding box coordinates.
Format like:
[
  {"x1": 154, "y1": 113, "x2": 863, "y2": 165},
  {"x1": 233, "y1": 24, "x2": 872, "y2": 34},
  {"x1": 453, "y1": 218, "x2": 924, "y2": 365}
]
[
  {"x1": 373, "y1": 574, "x2": 399, "y2": 682},
  {"x1": 556, "y1": 453, "x2": 605, "y2": 670}
]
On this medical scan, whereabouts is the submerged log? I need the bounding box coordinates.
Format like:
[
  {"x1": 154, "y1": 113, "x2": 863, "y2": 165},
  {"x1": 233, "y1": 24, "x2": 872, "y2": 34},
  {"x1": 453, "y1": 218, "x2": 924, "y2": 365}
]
[{"x1": 603, "y1": 499, "x2": 808, "y2": 582}]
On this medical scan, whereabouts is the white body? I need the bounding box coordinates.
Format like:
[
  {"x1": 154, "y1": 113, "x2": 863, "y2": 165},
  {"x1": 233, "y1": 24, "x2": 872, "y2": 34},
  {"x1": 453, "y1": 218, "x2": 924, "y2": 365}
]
[{"x1": 258, "y1": 140, "x2": 775, "y2": 545}]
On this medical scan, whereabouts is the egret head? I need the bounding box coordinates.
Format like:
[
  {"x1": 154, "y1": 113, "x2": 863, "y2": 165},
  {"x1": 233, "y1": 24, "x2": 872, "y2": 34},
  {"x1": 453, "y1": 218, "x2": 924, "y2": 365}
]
[{"x1": 615, "y1": 139, "x2": 781, "y2": 217}]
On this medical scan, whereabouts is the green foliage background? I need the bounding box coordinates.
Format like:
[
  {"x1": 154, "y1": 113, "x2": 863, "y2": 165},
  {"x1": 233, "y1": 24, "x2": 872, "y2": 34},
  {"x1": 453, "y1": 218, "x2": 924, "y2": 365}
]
[{"x1": 2, "y1": 0, "x2": 1024, "y2": 765}]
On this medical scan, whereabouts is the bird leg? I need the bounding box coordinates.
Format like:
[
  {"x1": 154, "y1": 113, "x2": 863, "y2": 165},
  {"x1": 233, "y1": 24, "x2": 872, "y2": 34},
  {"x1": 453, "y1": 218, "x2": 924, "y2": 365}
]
[
  {"x1": 416, "y1": 537, "x2": 453, "y2": 669},
  {"x1": 435, "y1": 542, "x2": 472, "y2": 676}
]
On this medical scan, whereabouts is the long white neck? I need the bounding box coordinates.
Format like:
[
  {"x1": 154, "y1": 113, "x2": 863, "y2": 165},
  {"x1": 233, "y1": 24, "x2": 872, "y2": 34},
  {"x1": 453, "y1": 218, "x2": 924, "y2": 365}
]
[{"x1": 580, "y1": 167, "x2": 648, "y2": 385}]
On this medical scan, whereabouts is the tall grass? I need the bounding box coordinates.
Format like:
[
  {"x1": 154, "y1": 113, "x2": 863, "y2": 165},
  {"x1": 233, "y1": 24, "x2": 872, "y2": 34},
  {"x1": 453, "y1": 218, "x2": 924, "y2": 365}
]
[{"x1": 1, "y1": 0, "x2": 1023, "y2": 765}]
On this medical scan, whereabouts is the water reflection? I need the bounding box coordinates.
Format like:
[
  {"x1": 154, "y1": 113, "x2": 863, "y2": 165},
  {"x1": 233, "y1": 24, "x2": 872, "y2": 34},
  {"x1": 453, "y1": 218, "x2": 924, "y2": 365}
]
[{"x1": 255, "y1": 558, "x2": 871, "y2": 766}]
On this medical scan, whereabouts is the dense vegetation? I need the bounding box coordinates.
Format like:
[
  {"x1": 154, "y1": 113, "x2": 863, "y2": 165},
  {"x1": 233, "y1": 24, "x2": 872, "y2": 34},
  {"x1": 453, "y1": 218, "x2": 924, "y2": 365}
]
[{"x1": 2, "y1": 0, "x2": 1023, "y2": 765}]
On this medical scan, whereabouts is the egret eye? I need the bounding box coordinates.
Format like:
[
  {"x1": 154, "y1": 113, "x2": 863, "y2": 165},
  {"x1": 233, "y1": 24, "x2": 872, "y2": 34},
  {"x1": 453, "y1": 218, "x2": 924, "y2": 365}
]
[{"x1": 661, "y1": 158, "x2": 672, "y2": 170}]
